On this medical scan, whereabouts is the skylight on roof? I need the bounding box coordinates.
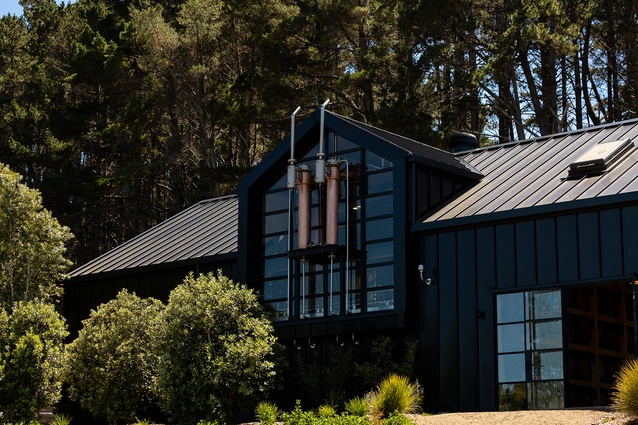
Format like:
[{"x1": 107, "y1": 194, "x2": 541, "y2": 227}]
[{"x1": 568, "y1": 137, "x2": 634, "y2": 178}]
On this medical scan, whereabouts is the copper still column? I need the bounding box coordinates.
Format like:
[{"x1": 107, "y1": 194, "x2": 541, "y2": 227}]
[
  {"x1": 326, "y1": 160, "x2": 340, "y2": 245},
  {"x1": 297, "y1": 164, "x2": 311, "y2": 249}
]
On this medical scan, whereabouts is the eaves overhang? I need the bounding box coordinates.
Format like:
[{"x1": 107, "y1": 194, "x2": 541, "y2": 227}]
[{"x1": 411, "y1": 191, "x2": 638, "y2": 235}]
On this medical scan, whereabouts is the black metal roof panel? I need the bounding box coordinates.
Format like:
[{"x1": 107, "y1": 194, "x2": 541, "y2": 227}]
[
  {"x1": 331, "y1": 112, "x2": 482, "y2": 179},
  {"x1": 69, "y1": 195, "x2": 238, "y2": 277},
  {"x1": 423, "y1": 119, "x2": 638, "y2": 224}
]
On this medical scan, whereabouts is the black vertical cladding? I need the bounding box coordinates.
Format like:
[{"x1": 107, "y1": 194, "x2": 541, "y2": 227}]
[
  {"x1": 578, "y1": 211, "x2": 601, "y2": 280},
  {"x1": 600, "y1": 208, "x2": 623, "y2": 277},
  {"x1": 515, "y1": 221, "x2": 536, "y2": 287},
  {"x1": 457, "y1": 229, "x2": 479, "y2": 410},
  {"x1": 557, "y1": 215, "x2": 579, "y2": 282},
  {"x1": 536, "y1": 217, "x2": 558, "y2": 285},
  {"x1": 438, "y1": 232, "x2": 460, "y2": 411},
  {"x1": 421, "y1": 234, "x2": 440, "y2": 411},
  {"x1": 622, "y1": 205, "x2": 638, "y2": 274},
  {"x1": 476, "y1": 226, "x2": 497, "y2": 410},
  {"x1": 394, "y1": 160, "x2": 408, "y2": 312},
  {"x1": 495, "y1": 223, "x2": 516, "y2": 289}
]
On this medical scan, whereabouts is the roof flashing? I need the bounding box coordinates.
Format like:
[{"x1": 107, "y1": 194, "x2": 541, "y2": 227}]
[{"x1": 568, "y1": 137, "x2": 634, "y2": 178}]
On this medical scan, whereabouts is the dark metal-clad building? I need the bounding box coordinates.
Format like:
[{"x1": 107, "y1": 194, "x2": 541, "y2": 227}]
[{"x1": 63, "y1": 109, "x2": 638, "y2": 414}]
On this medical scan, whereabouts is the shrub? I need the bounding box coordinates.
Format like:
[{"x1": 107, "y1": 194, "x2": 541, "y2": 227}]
[
  {"x1": 51, "y1": 414, "x2": 72, "y2": 425},
  {"x1": 380, "y1": 412, "x2": 415, "y2": 425},
  {"x1": 368, "y1": 374, "x2": 422, "y2": 418},
  {"x1": 156, "y1": 272, "x2": 278, "y2": 425},
  {"x1": 318, "y1": 404, "x2": 337, "y2": 418},
  {"x1": 345, "y1": 397, "x2": 369, "y2": 417},
  {"x1": 281, "y1": 400, "x2": 316, "y2": 425},
  {"x1": 65, "y1": 290, "x2": 163, "y2": 425},
  {"x1": 612, "y1": 357, "x2": 638, "y2": 416},
  {"x1": 0, "y1": 300, "x2": 68, "y2": 424},
  {"x1": 256, "y1": 401, "x2": 280, "y2": 425}
]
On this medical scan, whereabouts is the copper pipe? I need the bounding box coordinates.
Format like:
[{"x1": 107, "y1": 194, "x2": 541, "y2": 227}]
[
  {"x1": 326, "y1": 160, "x2": 340, "y2": 245},
  {"x1": 297, "y1": 165, "x2": 311, "y2": 249}
]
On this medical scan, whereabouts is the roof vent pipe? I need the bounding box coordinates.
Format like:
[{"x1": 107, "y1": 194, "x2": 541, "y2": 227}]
[
  {"x1": 315, "y1": 99, "x2": 330, "y2": 184},
  {"x1": 287, "y1": 106, "x2": 301, "y2": 190},
  {"x1": 449, "y1": 131, "x2": 479, "y2": 153}
]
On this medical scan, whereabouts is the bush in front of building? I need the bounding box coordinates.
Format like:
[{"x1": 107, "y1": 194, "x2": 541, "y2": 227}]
[
  {"x1": 155, "y1": 272, "x2": 278, "y2": 425},
  {"x1": 0, "y1": 300, "x2": 68, "y2": 424},
  {"x1": 65, "y1": 289, "x2": 164, "y2": 425},
  {"x1": 612, "y1": 357, "x2": 638, "y2": 416},
  {"x1": 367, "y1": 374, "x2": 422, "y2": 419}
]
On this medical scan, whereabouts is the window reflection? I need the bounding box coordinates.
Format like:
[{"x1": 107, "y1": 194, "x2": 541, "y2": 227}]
[
  {"x1": 264, "y1": 234, "x2": 288, "y2": 256},
  {"x1": 526, "y1": 321, "x2": 563, "y2": 350},
  {"x1": 498, "y1": 353, "x2": 526, "y2": 382},
  {"x1": 367, "y1": 171, "x2": 393, "y2": 194},
  {"x1": 265, "y1": 190, "x2": 289, "y2": 213},
  {"x1": 366, "y1": 151, "x2": 393, "y2": 170},
  {"x1": 366, "y1": 218, "x2": 393, "y2": 241},
  {"x1": 367, "y1": 289, "x2": 394, "y2": 311},
  {"x1": 366, "y1": 194, "x2": 393, "y2": 217},
  {"x1": 367, "y1": 241, "x2": 394, "y2": 264},
  {"x1": 264, "y1": 279, "x2": 287, "y2": 300},
  {"x1": 366, "y1": 265, "x2": 393, "y2": 288},
  {"x1": 497, "y1": 323, "x2": 525, "y2": 353},
  {"x1": 496, "y1": 290, "x2": 564, "y2": 410},
  {"x1": 526, "y1": 291, "x2": 562, "y2": 320},
  {"x1": 264, "y1": 256, "x2": 287, "y2": 279},
  {"x1": 497, "y1": 293, "x2": 524, "y2": 323},
  {"x1": 264, "y1": 212, "x2": 288, "y2": 234}
]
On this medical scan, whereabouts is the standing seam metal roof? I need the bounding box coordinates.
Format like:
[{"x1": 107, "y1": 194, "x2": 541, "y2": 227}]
[
  {"x1": 68, "y1": 195, "x2": 239, "y2": 277},
  {"x1": 423, "y1": 119, "x2": 638, "y2": 223}
]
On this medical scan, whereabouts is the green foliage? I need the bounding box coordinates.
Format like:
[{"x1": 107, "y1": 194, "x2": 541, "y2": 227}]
[
  {"x1": 0, "y1": 300, "x2": 68, "y2": 424},
  {"x1": 155, "y1": 272, "x2": 277, "y2": 425},
  {"x1": 51, "y1": 414, "x2": 72, "y2": 425},
  {"x1": 368, "y1": 375, "x2": 422, "y2": 418},
  {"x1": 380, "y1": 412, "x2": 415, "y2": 425},
  {"x1": 344, "y1": 397, "x2": 369, "y2": 417},
  {"x1": 612, "y1": 357, "x2": 638, "y2": 416},
  {"x1": 318, "y1": 404, "x2": 336, "y2": 418},
  {"x1": 65, "y1": 290, "x2": 163, "y2": 425},
  {"x1": 0, "y1": 164, "x2": 73, "y2": 307},
  {"x1": 280, "y1": 401, "x2": 318, "y2": 425},
  {"x1": 281, "y1": 401, "x2": 370, "y2": 425},
  {"x1": 256, "y1": 401, "x2": 281, "y2": 425}
]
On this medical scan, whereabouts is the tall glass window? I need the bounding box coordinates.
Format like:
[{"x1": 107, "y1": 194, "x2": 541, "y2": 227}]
[
  {"x1": 261, "y1": 134, "x2": 395, "y2": 320},
  {"x1": 497, "y1": 290, "x2": 564, "y2": 410}
]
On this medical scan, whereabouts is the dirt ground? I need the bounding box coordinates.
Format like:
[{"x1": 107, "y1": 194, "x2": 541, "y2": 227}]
[{"x1": 408, "y1": 409, "x2": 637, "y2": 425}]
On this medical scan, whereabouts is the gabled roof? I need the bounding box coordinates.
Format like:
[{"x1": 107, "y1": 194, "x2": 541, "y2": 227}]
[
  {"x1": 418, "y1": 119, "x2": 638, "y2": 229},
  {"x1": 332, "y1": 112, "x2": 482, "y2": 179},
  {"x1": 68, "y1": 195, "x2": 238, "y2": 278},
  {"x1": 238, "y1": 107, "x2": 482, "y2": 190}
]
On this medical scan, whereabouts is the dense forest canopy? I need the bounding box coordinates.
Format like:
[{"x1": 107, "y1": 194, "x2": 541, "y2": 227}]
[{"x1": 1, "y1": 0, "x2": 637, "y2": 266}]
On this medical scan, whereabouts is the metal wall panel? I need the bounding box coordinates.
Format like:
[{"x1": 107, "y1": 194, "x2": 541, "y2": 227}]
[
  {"x1": 457, "y1": 229, "x2": 479, "y2": 410},
  {"x1": 557, "y1": 215, "x2": 579, "y2": 282},
  {"x1": 515, "y1": 221, "x2": 536, "y2": 287},
  {"x1": 476, "y1": 226, "x2": 497, "y2": 410},
  {"x1": 600, "y1": 208, "x2": 623, "y2": 276},
  {"x1": 578, "y1": 211, "x2": 601, "y2": 280},
  {"x1": 622, "y1": 205, "x2": 638, "y2": 275},
  {"x1": 438, "y1": 232, "x2": 460, "y2": 410},
  {"x1": 495, "y1": 224, "x2": 516, "y2": 289},
  {"x1": 536, "y1": 217, "x2": 558, "y2": 284}
]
